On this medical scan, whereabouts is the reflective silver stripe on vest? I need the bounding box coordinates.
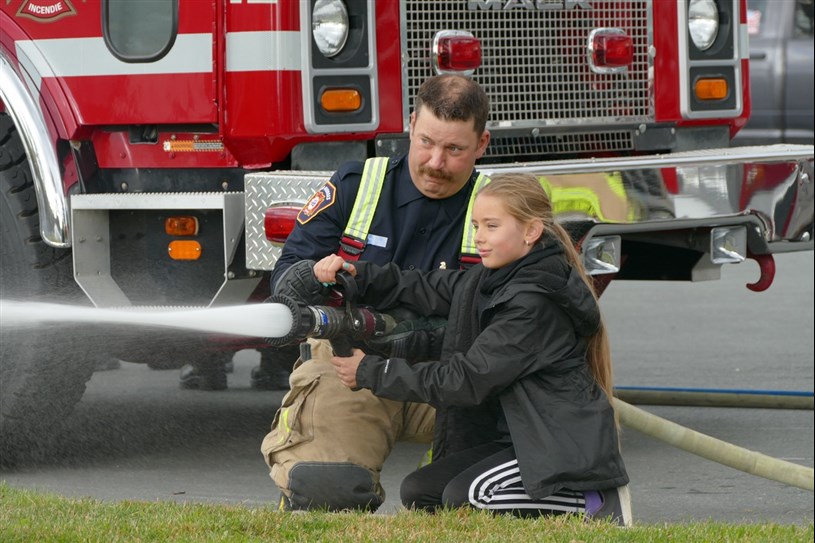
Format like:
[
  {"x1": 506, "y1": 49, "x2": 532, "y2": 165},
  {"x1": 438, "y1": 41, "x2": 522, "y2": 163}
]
[
  {"x1": 460, "y1": 173, "x2": 491, "y2": 257},
  {"x1": 343, "y1": 157, "x2": 390, "y2": 241}
]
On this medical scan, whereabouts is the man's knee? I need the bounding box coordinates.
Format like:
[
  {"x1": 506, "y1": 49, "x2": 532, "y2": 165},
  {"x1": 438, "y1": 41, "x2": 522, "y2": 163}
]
[{"x1": 285, "y1": 462, "x2": 384, "y2": 512}]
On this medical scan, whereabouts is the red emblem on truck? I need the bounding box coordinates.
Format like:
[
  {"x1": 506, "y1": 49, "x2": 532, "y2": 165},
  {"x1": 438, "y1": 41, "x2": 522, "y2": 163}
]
[{"x1": 16, "y1": 0, "x2": 76, "y2": 22}]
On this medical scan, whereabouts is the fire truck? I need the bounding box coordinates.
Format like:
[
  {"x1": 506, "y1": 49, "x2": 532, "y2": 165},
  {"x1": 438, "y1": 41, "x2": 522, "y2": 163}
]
[{"x1": 1, "y1": 0, "x2": 812, "y2": 455}]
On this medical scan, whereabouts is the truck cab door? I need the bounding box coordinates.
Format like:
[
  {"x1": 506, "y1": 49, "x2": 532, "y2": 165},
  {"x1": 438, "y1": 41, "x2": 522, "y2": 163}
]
[
  {"x1": 743, "y1": 0, "x2": 784, "y2": 144},
  {"x1": 783, "y1": 0, "x2": 815, "y2": 143}
]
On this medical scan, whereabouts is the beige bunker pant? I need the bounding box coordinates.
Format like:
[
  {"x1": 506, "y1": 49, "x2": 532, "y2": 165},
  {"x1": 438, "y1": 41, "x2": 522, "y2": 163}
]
[{"x1": 260, "y1": 339, "x2": 435, "y2": 511}]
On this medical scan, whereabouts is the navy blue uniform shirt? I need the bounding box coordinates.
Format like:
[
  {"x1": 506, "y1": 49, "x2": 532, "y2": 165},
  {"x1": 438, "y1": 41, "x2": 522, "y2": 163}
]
[{"x1": 270, "y1": 155, "x2": 479, "y2": 287}]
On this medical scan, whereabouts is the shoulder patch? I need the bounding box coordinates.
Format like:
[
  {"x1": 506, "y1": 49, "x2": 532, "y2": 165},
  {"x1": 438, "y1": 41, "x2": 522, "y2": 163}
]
[{"x1": 297, "y1": 181, "x2": 337, "y2": 225}]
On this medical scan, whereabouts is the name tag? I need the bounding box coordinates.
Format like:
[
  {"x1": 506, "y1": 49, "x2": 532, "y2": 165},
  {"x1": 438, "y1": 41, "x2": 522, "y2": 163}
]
[{"x1": 367, "y1": 234, "x2": 388, "y2": 248}]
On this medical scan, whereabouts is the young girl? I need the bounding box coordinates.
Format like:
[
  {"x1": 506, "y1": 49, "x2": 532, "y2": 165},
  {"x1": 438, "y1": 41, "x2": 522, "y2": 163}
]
[{"x1": 313, "y1": 173, "x2": 631, "y2": 525}]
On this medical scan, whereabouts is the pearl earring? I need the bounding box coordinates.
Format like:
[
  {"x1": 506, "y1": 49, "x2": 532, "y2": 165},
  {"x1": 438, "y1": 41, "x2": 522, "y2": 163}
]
[{"x1": 524, "y1": 240, "x2": 529, "y2": 246}]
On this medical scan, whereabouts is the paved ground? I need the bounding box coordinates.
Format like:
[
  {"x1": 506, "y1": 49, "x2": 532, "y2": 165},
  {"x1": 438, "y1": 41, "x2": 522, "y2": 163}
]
[{"x1": 1, "y1": 252, "x2": 813, "y2": 524}]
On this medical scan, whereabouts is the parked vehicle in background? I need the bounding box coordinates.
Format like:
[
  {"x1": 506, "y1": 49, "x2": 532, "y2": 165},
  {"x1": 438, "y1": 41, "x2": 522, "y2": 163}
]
[{"x1": 734, "y1": 0, "x2": 814, "y2": 145}]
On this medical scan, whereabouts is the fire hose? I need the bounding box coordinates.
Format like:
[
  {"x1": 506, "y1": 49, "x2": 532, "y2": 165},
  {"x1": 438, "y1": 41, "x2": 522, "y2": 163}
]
[{"x1": 615, "y1": 399, "x2": 814, "y2": 491}]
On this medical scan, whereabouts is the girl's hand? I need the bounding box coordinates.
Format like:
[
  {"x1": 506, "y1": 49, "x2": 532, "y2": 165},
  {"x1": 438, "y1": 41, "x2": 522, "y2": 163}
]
[
  {"x1": 313, "y1": 255, "x2": 356, "y2": 285},
  {"x1": 330, "y1": 348, "x2": 365, "y2": 388}
]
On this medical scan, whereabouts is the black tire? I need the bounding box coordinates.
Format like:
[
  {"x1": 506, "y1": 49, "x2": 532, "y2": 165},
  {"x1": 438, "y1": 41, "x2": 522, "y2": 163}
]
[{"x1": 0, "y1": 112, "x2": 96, "y2": 463}]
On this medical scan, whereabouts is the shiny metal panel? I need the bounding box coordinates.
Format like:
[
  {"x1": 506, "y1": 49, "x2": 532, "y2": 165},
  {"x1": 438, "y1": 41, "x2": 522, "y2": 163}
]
[
  {"x1": 245, "y1": 172, "x2": 329, "y2": 270},
  {"x1": 479, "y1": 144, "x2": 814, "y2": 250},
  {"x1": 71, "y1": 192, "x2": 255, "y2": 307},
  {"x1": 0, "y1": 53, "x2": 69, "y2": 248},
  {"x1": 241, "y1": 146, "x2": 813, "y2": 272}
]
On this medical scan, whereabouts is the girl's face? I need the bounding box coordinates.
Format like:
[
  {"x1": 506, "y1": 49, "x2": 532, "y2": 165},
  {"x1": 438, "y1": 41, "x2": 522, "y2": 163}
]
[{"x1": 472, "y1": 194, "x2": 539, "y2": 269}]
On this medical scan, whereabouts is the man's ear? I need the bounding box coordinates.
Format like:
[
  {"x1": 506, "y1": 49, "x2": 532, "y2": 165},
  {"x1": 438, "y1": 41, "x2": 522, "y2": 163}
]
[
  {"x1": 475, "y1": 130, "x2": 490, "y2": 159},
  {"x1": 408, "y1": 112, "x2": 416, "y2": 137}
]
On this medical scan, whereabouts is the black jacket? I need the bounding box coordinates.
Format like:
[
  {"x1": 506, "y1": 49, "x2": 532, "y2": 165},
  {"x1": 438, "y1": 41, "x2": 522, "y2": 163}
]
[{"x1": 351, "y1": 243, "x2": 629, "y2": 498}]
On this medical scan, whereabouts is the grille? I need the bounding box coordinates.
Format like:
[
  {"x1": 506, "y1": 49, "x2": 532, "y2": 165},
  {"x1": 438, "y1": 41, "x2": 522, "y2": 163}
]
[{"x1": 402, "y1": 0, "x2": 652, "y2": 158}]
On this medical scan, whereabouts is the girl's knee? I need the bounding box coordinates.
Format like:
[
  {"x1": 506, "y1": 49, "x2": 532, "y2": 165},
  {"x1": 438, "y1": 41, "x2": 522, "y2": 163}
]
[
  {"x1": 400, "y1": 470, "x2": 430, "y2": 510},
  {"x1": 440, "y1": 478, "x2": 472, "y2": 509}
]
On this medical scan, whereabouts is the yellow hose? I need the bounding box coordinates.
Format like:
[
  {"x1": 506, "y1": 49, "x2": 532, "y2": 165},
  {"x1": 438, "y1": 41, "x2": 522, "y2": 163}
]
[{"x1": 615, "y1": 399, "x2": 814, "y2": 492}]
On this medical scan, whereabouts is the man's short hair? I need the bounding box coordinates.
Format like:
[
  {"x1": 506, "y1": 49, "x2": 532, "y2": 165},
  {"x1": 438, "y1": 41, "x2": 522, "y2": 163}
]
[{"x1": 414, "y1": 75, "x2": 490, "y2": 135}]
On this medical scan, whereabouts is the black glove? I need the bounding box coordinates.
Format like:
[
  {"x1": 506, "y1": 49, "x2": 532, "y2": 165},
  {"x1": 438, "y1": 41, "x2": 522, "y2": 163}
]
[
  {"x1": 272, "y1": 259, "x2": 330, "y2": 305},
  {"x1": 364, "y1": 311, "x2": 447, "y2": 364}
]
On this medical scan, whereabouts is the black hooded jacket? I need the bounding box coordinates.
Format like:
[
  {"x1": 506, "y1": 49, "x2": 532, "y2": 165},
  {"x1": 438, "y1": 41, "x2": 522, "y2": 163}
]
[{"x1": 350, "y1": 243, "x2": 629, "y2": 499}]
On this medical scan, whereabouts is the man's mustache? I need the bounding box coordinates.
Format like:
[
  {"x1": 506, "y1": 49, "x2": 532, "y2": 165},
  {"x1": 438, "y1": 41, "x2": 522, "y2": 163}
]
[{"x1": 419, "y1": 166, "x2": 452, "y2": 180}]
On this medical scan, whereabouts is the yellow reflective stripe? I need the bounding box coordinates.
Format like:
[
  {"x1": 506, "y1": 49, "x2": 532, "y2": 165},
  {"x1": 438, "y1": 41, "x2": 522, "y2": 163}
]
[
  {"x1": 550, "y1": 186, "x2": 609, "y2": 221},
  {"x1": 344, "y1": 157, "x2": 389, "y2": 241},
  {"x1": 538, "y1": 176, "x2": 553, "y2": 199},
  {"x1": 606, "y1": 171, "x2": 626, "y2": 201},
  {"x1": 540, "y1": 173, "x2": 630, "y2": 223},
  {"x1": 418, "y1": 447, "x2": 433, "y2": 468},
  {"x1": 276, "y1": 407, "x2": 291, "y2": 444},
  {"x1": 606, "y1": 172, "x2": 638, "y2": 221},
  {"x1": 460, "y1": 173, "x2": 490, "y2": 256}
]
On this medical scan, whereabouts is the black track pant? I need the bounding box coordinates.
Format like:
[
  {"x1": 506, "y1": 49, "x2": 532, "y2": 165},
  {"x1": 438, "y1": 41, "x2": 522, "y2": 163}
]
[{"x1": 400, "y1": 442, "x2": 588, "y2": 518}]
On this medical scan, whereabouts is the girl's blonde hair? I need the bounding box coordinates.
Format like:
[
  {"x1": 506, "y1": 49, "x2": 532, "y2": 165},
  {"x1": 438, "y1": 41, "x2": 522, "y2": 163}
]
[{"x1": 477, "y1": 173, "x2": 614, "y2": 398}]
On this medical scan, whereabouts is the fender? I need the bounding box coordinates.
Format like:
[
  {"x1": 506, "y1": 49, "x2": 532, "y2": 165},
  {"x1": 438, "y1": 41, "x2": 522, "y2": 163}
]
[{"x1": 0, "y1": 51, "x2": 69, "y2": 248}]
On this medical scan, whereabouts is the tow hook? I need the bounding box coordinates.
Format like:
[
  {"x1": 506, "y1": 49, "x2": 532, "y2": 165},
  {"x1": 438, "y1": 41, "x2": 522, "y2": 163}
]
[{"x1": 745, "y1": 252, "x2": 775, "y2": 292}]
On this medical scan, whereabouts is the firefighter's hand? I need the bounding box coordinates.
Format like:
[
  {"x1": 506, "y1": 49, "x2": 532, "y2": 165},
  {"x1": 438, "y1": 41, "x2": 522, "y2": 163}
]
[
  {"x1": 272, "y1": 259, "x2": 328, "y2": 305},
  {"x1": 314, "y1": 255, "x2": 357, "y2": 285},
  {"x1": 330, "y1": 348, "x2": 364, "y2": 389}
]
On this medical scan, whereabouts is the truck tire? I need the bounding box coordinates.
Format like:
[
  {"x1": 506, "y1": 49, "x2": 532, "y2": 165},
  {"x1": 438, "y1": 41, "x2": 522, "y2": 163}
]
[{"x1": 0, "y1": 112, "x2": 95, "y2": 463}]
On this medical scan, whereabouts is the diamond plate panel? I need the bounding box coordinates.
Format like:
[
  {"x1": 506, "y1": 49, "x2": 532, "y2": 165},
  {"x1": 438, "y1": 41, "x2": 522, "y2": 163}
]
[{"x1": 245, "y1": 172, "x2": 331, "y2": 270}]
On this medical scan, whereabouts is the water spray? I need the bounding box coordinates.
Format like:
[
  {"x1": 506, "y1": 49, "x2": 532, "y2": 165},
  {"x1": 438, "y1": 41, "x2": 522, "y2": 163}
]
[
  {"x1": 0, "y1": 267, "x2": 396, "y2": 352},
  {"x1": 0, "y1": 300, "x2": 295, "y2": 339}
]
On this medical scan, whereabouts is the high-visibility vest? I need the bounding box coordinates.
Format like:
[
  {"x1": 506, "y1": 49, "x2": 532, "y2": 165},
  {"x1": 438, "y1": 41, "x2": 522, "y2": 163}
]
[
  {"x1": 537, "y1": 172, "x2": 635, "y2": 223},
  {"x1": 337, "y1": 157, "x2": 489, "y2": 268}
]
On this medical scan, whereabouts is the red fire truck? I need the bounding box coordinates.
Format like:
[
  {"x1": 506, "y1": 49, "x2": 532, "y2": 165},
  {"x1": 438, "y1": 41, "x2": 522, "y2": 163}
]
[{"x1": 1, "y1": 0, "x2": 812, "y2": 454}]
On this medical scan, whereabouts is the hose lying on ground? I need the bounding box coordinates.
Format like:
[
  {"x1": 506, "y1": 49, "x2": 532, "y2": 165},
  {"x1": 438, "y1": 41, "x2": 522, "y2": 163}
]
[
  {"x1": 614, "y1": 386, "x2": 814, "y2": 410},
  {"x1": 615, "y1": 399, "x2": 814, "y2": 492}
]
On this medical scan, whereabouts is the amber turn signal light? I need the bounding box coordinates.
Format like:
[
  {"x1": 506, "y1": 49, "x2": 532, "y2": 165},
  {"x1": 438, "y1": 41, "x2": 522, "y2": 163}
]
[
  {"x1": 165, "y1": 216, "x2": 199, "y2": 236},
  {"x1": 695, "y1": 78, "x2": 728, "y2": 100},
  {"x1": 321, "y1": 89, "x2": 362, "y2": 112},
  {"x1": 168, "y1": 240, "x2": 202, "y2": 260}
]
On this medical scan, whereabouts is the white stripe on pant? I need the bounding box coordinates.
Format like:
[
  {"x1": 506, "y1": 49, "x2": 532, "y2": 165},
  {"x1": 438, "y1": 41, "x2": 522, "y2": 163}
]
[{"x1": 467, "y1": 458, "x2": 586, "y2": 513}]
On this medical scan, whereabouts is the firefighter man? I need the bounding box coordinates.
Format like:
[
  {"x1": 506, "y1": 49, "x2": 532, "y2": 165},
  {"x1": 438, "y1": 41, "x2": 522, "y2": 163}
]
[{"x1": 260, "y1": 74, "x2": 492, "y2": 511}]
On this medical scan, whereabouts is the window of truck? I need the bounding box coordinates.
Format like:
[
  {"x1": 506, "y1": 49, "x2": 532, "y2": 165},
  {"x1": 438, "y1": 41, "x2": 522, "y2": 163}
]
[
  {"x1": 102, "y1": 0, "x2": 178, "y2": 62},
  {"x1": 795, "y1": 0, "x2": 814, "y2": 38}
]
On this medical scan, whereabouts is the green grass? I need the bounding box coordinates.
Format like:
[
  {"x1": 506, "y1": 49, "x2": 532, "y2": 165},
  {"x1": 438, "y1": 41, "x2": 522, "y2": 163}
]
[{"x1": 1, "y1": 483, "x2": 812, "y2": 543}]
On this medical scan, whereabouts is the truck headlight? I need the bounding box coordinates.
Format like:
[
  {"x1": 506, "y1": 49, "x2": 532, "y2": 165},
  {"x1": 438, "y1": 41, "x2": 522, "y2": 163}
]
[
  {"x1": 312, "y1": 0, "x2": 349, "y2": 58},
  {"x1": 688, "y1": 0, "x2": 719, "y2": 51}
]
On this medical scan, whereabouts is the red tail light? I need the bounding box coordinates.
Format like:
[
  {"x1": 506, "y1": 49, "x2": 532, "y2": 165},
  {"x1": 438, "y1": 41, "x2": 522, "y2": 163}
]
[
  {"x1": 588, "y1": 29, "x2": 633, "y2": 74},
  {"x1": 264, "y1": 206, "x2": 300, "y2": 243},
  {"x1": 433, "y1": 31, "x2": 481, "y2": 74}
]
